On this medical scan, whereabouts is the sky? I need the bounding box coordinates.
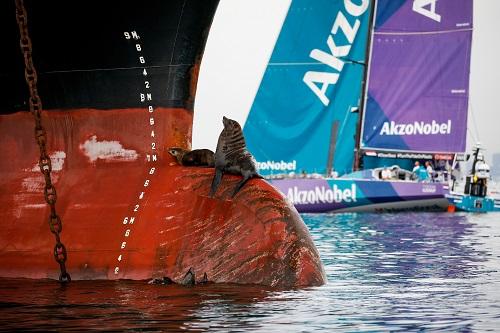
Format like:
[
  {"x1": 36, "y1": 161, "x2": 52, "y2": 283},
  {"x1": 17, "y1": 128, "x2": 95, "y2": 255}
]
[
  {"x1": 195, "y1": 0, "x2": 500, "y2": 164},
  {"x1": 468, "y1": 0, "x2": 500, "y2": 163}
]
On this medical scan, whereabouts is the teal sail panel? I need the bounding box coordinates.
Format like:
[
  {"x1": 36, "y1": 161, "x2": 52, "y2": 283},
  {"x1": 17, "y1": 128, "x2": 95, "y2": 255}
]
[{"x1": 243, "y1": 0, "x2": 372, "y2": 176}]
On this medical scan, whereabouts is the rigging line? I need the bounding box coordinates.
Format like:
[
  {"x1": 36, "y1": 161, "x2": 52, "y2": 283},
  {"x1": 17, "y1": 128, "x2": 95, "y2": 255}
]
[
  {"x1": 468, "y1": 98, "x2": 481, "y2": 143},
  {"x1": 336, "y1": 105, "x2": 354, "y2": 174},
  {"x1": 269, "y1": 59, "x2": 365, "y2": 66},
  {"x1": 43, "y1": 64, "x2": 194, "y2": 74},
  {"x1": 467, "y1": 127, "x2": 477, "y2": 146},
  {"x1": 268, "y1": 62, "x2": 326, "y2": 66},
  {"x1": 374, "y1": 27, "x2": 472, "y2": 36},
  {"x1": 169, "y1": 0, "x2": 187, "y2": 67}
]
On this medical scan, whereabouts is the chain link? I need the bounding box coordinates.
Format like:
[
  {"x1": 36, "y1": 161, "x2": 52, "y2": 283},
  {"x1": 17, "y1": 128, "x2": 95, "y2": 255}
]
[{"x1": 15, "y1": 0, "x2": 71, "y2": 283}]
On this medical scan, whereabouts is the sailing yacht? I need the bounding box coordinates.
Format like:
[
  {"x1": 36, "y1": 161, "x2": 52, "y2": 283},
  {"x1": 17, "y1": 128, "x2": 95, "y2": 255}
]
[{"x1": 219, "y1": 0, "x2": 473, "y2": 213}]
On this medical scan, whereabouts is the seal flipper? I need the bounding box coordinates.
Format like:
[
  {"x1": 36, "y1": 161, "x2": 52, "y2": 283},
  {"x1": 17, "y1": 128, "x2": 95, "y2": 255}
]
[
  {"x1": 180, "y1": 267, "x2": 195, "y2": 286},
  {"x1": 231, "y1": 175, "x2": 251, "y2": 198},
  {"x1": 199, "y1": 272, "x2": 209, "y2": 284},
  {"x1": 209, "y1": 168, "x2": 223, "y2": 197}
]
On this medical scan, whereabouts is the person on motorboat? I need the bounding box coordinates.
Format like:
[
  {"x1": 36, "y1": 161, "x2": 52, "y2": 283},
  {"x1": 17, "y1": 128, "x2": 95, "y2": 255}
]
[
  {"x1": 381, "y1": 167, "x2": 391, "y2": 180},
  {"x1": 412, "y1": 161, "x2": 420, "y2": 173},
  {"x1": 413, "y1": 161, "x2": 429, "y2": 182},
  {"x1": 425, "y1": 161, "x2": 434, "y2": 182}
]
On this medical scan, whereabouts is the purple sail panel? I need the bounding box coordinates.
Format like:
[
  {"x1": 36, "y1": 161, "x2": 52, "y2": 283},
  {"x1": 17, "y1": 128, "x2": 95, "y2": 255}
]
[
  {"x1": 361, "y1": 0, "x2": 473, "y2": 153},
  {"x1": 376, "y1": 0, "x2": 472, "y2": 32}
]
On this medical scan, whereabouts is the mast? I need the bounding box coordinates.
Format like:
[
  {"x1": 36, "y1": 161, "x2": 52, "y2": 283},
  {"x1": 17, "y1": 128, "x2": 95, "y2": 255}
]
[
  {"x1": 353, "y1": 0, "x2": 377, "y2": 171},
  {"x1": 471, "y1": 144, "x2": 480, "y2": 174}
]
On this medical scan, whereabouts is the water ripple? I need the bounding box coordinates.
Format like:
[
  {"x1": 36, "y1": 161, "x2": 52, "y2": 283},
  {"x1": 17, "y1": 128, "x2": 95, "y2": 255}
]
[{"x1": 1, "y1": 212, "x2": 500, "y2": 331}]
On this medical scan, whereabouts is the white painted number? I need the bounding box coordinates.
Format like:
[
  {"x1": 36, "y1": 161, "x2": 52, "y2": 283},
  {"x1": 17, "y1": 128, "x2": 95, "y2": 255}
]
[
  {"x1": 131, "y1": 31, "x2": 140, "y2": 40},
  {"x1": 117, "y1": 31, "x2": 160, "y2": 274},
  {"x1": 140, "y1": 93, "x2": 152, "y2": 102},
  {"x1": 124, "y1": 31, "x2": 140, "y2": 40},
  {"x1": 146, "y1": 154, "x2": 158, "y2": 162}
]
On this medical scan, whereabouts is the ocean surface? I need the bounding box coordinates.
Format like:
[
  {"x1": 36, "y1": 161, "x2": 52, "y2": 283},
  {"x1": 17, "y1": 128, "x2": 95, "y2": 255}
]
[{"x1": 1, "y1": 212, "x2": 500, "y2": 332}]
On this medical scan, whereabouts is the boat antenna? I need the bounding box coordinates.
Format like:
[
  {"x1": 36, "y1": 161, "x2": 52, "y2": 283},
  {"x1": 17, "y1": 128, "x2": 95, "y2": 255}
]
[
  {"x1": 15, "y1": 0, "x2": 71, "y2": 283},
  {"x1": 353, "y1": 0, "x2": 377, "y2": 171}
]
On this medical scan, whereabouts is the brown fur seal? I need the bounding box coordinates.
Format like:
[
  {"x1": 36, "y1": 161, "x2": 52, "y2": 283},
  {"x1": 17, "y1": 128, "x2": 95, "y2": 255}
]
[
  {"x1": 209, "y1": 116, "x2": 262, "y2": 198},
  {"x1": 168, "y1": 147, "x2": 215, "y2": 167}
]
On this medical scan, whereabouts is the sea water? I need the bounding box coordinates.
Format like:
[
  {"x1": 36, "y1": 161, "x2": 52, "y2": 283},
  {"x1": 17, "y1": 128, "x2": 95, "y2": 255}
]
[{"x1": 1, "y1": 212, "x2": 500, "y2": 332}]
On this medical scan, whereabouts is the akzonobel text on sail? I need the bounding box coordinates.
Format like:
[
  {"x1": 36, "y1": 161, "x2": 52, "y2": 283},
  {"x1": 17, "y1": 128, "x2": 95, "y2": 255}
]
[
  {"x1": 379, "y1": 120, "x2": 452, "y2": 136},
  {"x1": 303, "y1": 0, "x2": 370, "y2": 106}
]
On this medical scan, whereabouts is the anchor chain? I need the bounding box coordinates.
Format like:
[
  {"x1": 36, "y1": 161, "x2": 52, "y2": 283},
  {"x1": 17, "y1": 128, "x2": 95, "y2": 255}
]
[{"x1": 15, "y1": 0, "x2": 71, "y2": 283}]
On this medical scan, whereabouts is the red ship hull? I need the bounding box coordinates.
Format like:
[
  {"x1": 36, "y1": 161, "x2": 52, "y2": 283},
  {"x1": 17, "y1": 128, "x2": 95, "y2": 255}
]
[
  {"x1": 0, "y1": 108, "x2": 326, "y2": 287},
  {"x1": 1, "y1": 0, "x2": 325, "y2": 287}
]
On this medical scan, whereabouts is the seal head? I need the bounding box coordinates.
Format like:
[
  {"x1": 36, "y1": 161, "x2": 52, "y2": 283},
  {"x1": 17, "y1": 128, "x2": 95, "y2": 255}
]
[
  {"x1": 210, "y1": 116, "x2": 261, "y2": 198},
  {"x1": 168, "y1": 147, "x2": 215, "y2": 167}
]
